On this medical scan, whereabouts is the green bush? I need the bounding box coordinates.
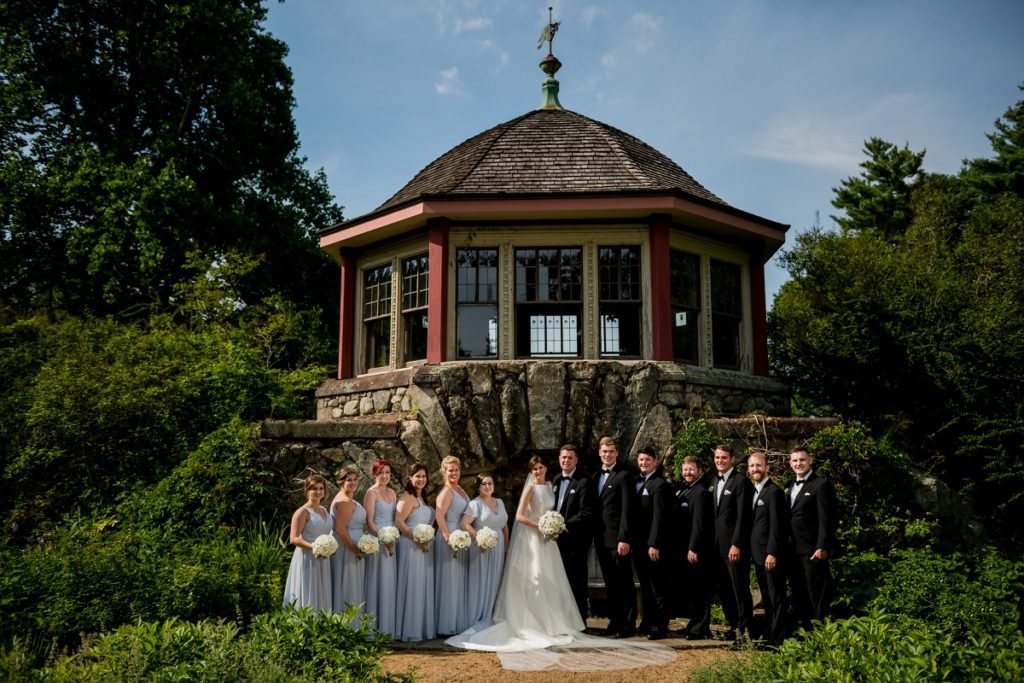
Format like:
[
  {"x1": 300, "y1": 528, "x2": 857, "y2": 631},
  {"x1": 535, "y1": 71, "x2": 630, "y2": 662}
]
[
  {"x1": 690, "y1": 611, "x2": 1024, "y2": 682},
  {"x1": 671, "y1": 418, "x2": 720, "y2": 479}
]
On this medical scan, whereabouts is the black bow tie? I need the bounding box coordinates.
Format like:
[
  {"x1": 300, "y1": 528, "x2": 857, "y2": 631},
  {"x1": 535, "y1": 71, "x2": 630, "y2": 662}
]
[
  {"x1": 717, "y1": 474, "x2": 726, "y2": 481},
  {"x1": 603, "y1": 469, "x2": 613, "y2": 474},
  {"x1": 795, "y1": 479, "x2": 807, "y2": 484}
]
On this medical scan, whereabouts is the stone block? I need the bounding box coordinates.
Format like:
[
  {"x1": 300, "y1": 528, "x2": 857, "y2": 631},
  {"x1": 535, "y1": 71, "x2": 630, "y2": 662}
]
[
  {"x1": 526, "y1": 362, "x2": 567, "y2": 451},
  {"x1": 372, "y1": 390, "x2": 391, "y2": 413},
  {"x1": 406, "y1": 384, "x2": 453, "y2": 458}
]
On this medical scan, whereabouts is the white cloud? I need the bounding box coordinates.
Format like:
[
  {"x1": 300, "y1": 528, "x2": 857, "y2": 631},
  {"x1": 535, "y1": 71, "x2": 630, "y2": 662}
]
[
  {"x1": 582, "y1": 6, "x2": 606, "y2": 27},
  {"x1": 601, "y1": 53, "x2": 616, "y2": 68},
  {"x1": 627, "y1": 12, "x2": 662, "y2": 54},
  {"x1": 454, "y1": 16, "x2": 492, "y2": 33},
  {"x1": 435, "y1": 67, "x2": 466, "y2": 96}
]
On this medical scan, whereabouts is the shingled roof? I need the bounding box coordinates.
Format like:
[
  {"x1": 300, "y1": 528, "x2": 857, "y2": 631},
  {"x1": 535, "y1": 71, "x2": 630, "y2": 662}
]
[{"x1": 374, "y1": 108, "x2": 728, "y2": 214}]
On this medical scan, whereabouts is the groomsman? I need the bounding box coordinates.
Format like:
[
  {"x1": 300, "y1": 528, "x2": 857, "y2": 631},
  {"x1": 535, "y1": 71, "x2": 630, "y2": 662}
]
[
  {"x1": 551, "y1": 443, "x2": 595, "y2": 621},
  {"x1": 786, "y1": 447, "x2": 837, "y2": 631},
  {"x1": 712, "y1": 444, "x2": 754, "y2": 641},
  {"x1": 631, "y1": 447, "x2": 673, "y2": 640},
  {"x1": 593, "y1": 436, "x2": 637, "y2": 638},
  {"x1": 747, "y1": 451, "x2": 789, "y2": 646},
  {"x1": 674, "y1": 455, "x2": 714, "y2": 639}
]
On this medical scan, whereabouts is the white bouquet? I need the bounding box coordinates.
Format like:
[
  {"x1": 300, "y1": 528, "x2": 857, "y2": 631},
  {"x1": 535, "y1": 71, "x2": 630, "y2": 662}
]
[
  {"x1": 378, "y1": 525, "x2": 400, "y2": 555},
  {"x1": 413, "y1": 523, "x2": 435, "y2": 551},
  {"x1": 448, "y1": 529, "x2": 472, "y2": 556},
  {"x1": 311, "y1": 534, "x2": 338, "y2": 559},
  {"x1": 538, "y1": 511, "x2": 566, "y2": 541},
  {"x1": 357, "y1": 533, "x2": 380, "y2": 557},
  {"x1": 476, "y1": 526, "x2": 499, "y2": 551}
]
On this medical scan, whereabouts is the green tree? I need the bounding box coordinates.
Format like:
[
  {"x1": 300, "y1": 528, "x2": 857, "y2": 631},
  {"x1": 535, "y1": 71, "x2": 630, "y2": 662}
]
[
  {"x1": 0, "y1": 0, "x2": 343, "y2": 317},
  {"x1": 963, "y1": 83, "x2": 1024, "y2": 197},
  {"x1": 831, "y1": 137, "x2": 925, "y2": 238}
]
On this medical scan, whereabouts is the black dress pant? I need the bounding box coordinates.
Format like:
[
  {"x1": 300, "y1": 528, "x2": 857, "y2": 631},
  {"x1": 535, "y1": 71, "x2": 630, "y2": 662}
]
[
  {"x1": 754, "y1": 560, "x2": 788, "y2": 644},
  {"x1": 633, "y1": 549, "x2": 670, "y2": 632},
  {"x1": 558, "y1": 540, "x2": 590, "y2": 620},
  {"x1": 714, "y1": 552, "x2": 752, "y2": 632},
  {"x1": 678, "y1": 555, "x2": 712, "y2": 636},
  {"x1": 789, "y1": 552, "x2": 832, "y2": 631},
  {"x1": 595, "y1": 543, "x2": 637, "y2": 632}
]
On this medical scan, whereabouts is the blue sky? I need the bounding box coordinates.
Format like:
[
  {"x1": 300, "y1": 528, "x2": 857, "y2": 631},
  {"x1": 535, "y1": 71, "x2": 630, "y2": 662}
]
[{"x1": 264, "y1": 0, "x2": 1024, "y2": 305}]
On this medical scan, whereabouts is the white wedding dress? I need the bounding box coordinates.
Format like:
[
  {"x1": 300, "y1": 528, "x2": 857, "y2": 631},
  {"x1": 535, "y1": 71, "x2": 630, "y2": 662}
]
[{"x1": 446, "y1": 483, "x2": 676, "y2": 672}]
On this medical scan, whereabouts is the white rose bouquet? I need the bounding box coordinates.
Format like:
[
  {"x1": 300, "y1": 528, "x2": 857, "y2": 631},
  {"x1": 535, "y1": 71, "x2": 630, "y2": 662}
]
[
  {"x1": 476, "y1": 526, "x2": 499, "y2": 551},
  {"x1": 311, "y1": 534, "x2": 338, "y2": 559},
  {"x1": 413, "y1": 523, "x2": 435, "y2": 551},
  {"x1": 448, "y1": 529, "x2": 472, "y2": 557},
  {"x1": 357, "y1": 533, "x2": 380, "y2": 558},
  {"x1": 538, "y1": 511, "x2": 566, "y2": 541},
  {"x1": 378, "y1": 525, "x2": 400, "y2": 556}
]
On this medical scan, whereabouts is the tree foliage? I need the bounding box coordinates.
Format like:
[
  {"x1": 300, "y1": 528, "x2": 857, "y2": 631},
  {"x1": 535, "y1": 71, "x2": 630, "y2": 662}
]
[
  {"x1": 771, "y1": 92, "x2": 1024, "y2": 545},
  {"x1": 0, "y1": 0, "x2": 343, "y2": 317},
  {"x1": 831, "y1": 137, "x2": 925, "y2": 238}
]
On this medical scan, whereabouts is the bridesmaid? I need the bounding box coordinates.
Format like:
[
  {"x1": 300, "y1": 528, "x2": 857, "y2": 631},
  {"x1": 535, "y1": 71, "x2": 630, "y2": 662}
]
[
  {"x1": 282, "y1": 474, "x2": 333, "y2": 611},
  {"x1": 459, "y1": 472, "x2": 509, "y2": 628},
  {"x1": 363, "y1": 458, "x2": 398, "y2": 636},
  {"x1": 395, "y1": 462, "x2": 436, "y2": 642},
  {"x1": 434, "y1": 455, "x2": 471, "y2": 635},
  {"x1": 330, "y1": 465, "x2": 367, "y2": 625}
]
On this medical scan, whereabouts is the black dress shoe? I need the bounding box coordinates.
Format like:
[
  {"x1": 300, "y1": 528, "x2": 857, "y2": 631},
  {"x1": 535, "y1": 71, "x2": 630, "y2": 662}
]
[
  {"x1": 600, "y1": 627, "x2": 620, "y2": 637},
  {"x1": 646, "y1": 629, "x2": 667, "y2": 641},
  {"x1": 615, "y1": 628, "x2": 636, "y2": 639},
  {"x1": 685, "y1": 632, "x2": 709, "y2": 641},
  {"x1": 721, "y1": 629, "x2": 737, "y2": 641}
]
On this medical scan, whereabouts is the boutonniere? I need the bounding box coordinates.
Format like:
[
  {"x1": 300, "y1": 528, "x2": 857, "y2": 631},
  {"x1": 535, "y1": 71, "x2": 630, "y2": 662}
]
[{"x1": 569, "y1": 488, "x2": 576, "y2": 495}]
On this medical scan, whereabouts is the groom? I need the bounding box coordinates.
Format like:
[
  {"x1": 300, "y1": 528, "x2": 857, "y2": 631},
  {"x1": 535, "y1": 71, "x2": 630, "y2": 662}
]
[
  {"x1": 551, "y1": 443, "x2": 595, "y2": 622},
  {"x1": 593, "y1": 435, "x2": 638, "y2": 638}
]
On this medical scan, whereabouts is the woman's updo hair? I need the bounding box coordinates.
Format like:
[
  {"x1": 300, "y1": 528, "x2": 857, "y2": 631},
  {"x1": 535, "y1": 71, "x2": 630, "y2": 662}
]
[
  {"x1": 372, "y1": 458, "x2": 392, "y2": 479},
  {"x1": 404, "y1": 462, "x2": 429, "y2": 497},
  {"x1": 304, "y1": 473, "x2": 327, "y2": 493},
  {"x1": 475, "y1": 472, "x2": 494, "y2": 495},
  {"x1": 439, "y1": 455, "x2": 461, "y2": 476},
  {"x1": 527, "y1": 454, "x2": 546, "y2": 472},
  {"x1": 335, "y1": 465, "x2": 358, "y2": 487}
]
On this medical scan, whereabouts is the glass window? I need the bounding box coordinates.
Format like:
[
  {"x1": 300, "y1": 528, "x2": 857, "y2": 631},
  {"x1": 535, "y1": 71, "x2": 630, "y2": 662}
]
[
  {"x1": 670, "y1": 251, "x2": 701, "y2": 364},
  {"x1": 401, "y1": 254, "x2": 428, "y2": 362},
  {"x1": 456, "y1": 248, "x2": 498, "y2": 358},
  {"x1": 710, "y1": 259, "x2": 742, "y2": 369},
  {"x1": 515, "y1": 247, "x2": 581, "y2": 357},
  {"x1": 363, "y1": 263, "x2": 392, "y2": 369},
  {"x1": 599, "y1": 246, "x2": 641, "y2": 357}
]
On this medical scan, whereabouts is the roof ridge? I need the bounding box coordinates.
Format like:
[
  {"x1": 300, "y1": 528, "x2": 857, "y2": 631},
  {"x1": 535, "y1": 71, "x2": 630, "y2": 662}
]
[
  {"x1": 567, "y1": 110, "x2": 653, "y2": 188},
  {"x1": 446, "y1": 110, "x2": 535, "y2": 194}
]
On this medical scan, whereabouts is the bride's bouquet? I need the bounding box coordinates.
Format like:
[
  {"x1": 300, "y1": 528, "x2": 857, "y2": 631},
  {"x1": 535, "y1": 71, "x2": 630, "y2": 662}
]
[
  {"x1": 413, "y1": 523, "x2": 435, "y2": 551},
  {"x1": 448, "y1": 529, "x2": 472, "y2": 557},
  {"x1": 476, "y1": 526, "x2": 499, "y2": 551},
  {"x1": 311, "y1": 534, "x2": 338, "y2": 559},
  {"x1": 538, "y1": 511, "x2": 566, "y2": 541},
  {"x1": 378, "y1": 525, "x2": 400, "y2": 556},
  {"x1": 356, "y1": 533, "x2": 380, "y2": 558}
]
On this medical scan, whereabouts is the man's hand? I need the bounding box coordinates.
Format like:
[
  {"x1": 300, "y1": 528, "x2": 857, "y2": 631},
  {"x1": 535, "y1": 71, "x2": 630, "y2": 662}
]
[
  {"x1": 728, "y1": 544, "x2": 741, "y2": 563},
  {"x1": 617, "y1": 541, "x2": 631, "y2": 556},
  {"x1": 688, "y1": 550, "x2": 698, "y2": 565},
  {"x1": 765, "y1": 553, "x2": 777, "y2": 571},
  {"x1": 648, "y1": 547, "x2": 660, "y2": 561},
  {"x1": 811, "y1": 549, "x2": 828, "y2": 561}
]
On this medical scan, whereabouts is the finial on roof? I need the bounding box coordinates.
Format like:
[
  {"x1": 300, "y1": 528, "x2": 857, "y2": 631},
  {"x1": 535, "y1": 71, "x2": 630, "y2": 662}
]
[{"x1": 537, "y1": 7, "x2": 562, "y2": 110}]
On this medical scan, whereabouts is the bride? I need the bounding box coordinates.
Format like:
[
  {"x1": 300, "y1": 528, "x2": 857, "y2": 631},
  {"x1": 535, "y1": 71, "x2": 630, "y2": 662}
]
[
  {"x1": 446, "y1": 456, "x2": 675, "y2": 672},
  {"x1": 446, "y1": 455, "x2": 582, "y2": 651}
]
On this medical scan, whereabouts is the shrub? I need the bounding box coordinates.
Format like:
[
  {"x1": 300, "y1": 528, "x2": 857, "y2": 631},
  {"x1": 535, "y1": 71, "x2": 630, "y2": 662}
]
[{"x1": 671, "y1": 418, "x2": 719, "y2": 479}]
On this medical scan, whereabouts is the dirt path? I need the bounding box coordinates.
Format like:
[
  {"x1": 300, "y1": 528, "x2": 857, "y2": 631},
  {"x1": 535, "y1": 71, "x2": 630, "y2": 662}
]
[{"x1": 381, "y1": 646, "x2": 737, "y2": 682}]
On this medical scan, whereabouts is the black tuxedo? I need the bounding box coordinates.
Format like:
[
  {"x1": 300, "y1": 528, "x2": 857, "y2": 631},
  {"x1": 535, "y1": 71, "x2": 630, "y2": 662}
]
[
  {"x1": 674, "y1": 480, "x2": 713, "y2": 637},
  {"x1": 786, "y1": 471, "x2": 837, "y2": 629},
  {"x1": 750, "y1": 479, "x2": 789, "y2": 645},
  {"x1": 712, "y1": 468, "x2": 754, "y2": 632},
  {"x1": 593, "y1": 462, "x2": 637, "y2": 633},
  {"x1": 631, "y1": 468, "x2": 673, "y2": 633},
  {"x1": 551, "y1": 469, "x2": 595, "y2": 619}
]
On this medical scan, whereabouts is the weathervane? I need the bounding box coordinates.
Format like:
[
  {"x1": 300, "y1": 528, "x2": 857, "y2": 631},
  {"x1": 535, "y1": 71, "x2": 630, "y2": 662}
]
[{"x1": 537, "y1": 6, "x2": 560, "y2": 56}]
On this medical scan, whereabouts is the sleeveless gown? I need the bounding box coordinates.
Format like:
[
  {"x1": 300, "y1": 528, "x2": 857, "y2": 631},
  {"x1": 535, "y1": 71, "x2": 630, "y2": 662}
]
[
  {"x1": 465, "y1": 496, "x2": 508, "y2": 628},
  {"x1": 331, "y1": 500, "x2": 367, "y2": 625},
  {"x1": 446, "y1": 483, "x2": 583, "y2": 650},
  {"x1": 434, "y1": 489, "x2": 471, "y2": 634},
  {"x1": 282, "y1": 506, "x2": 333, "y2": 612},
  {"x1": 365, "y1": 496, "x2": 398, "y2": 636},
  {"x1": 395, "y1": 498, "x2": 436, "y2": 642}
]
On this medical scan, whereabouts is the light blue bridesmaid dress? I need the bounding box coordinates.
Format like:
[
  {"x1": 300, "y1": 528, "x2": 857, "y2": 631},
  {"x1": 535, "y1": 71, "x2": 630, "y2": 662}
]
[
  {"x1": 331, "y1": 500, "x2": 367, "y2": 625},
  {"x1": 434, "y1": 490, "x2": 471, "y2": 635},
  {"x1": 364, "y1": 496, "x2": 398, "y2": 635},
  {"x1": 464, "y1": 497, "x2": 508, "y2": 627},
  {"x1": 395, "y1": 497, "x2": 436, "y2": 642},
  {"x1": 282, "y1": 506, "x2": 333, "y2": 611}
]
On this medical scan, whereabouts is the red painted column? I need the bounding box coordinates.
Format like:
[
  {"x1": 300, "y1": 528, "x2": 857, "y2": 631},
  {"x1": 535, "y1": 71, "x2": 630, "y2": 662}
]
[
  {"x1": 648, "y1": 214, "x2": 673, "y2": 361},
  {"x1": 427, "y1": 218, "x2": 450, "y2": 363},
  {"x1": 337, "y1": 249, "x2": 357, "y2": 379},
  {"x1": 750, "y1": 252, "x2": 769, "y2": 376}
]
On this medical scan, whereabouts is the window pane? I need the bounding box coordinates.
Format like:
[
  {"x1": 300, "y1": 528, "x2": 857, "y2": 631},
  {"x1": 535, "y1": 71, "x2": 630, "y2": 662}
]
[
  {"x1": 401, "y1": 254, "x2": 428, "y2": 311},
  {"x1": 670, "y1": 251, "x2": 699, "y2": 309},
  {"x1": 672, "y1": 306, "x2": 699, "y2": 364},
  {"x1": 404, "y1": 311, "x2": 428, "y2": 362},
  {"x1": 457, "y1": 248, "x2": 497, "y2": 303},
  {"x1": 457, "y1": 305, "x2": 498, "y2": 358},
  {"x1": 363, "y1": 263, "x2": 392, "y2": 319},
  {"x1": 600, "y1": 302, "x2": 641, "y2": 357},
  {"x1": 710, "y1": 260, "x2": 741, "y2": 317},
  {"x1": 710, "y1": 259, "x2": 742, "y2": 369},
  {"x1": 364, "y1": 317, "x2": 391, "y2": 368}
]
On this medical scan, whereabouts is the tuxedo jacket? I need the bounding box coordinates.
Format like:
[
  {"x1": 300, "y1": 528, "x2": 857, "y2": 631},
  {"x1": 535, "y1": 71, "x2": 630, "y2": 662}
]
[
  {"x1": 712, "y1": 469, "x2": 754, "y2": 556},
  {"x1": 674, "y1": 481, "x2": 714, "y2": 555},
  {"x1": 750, "y1": 479, "x2": 789, "y2": 565},
  {"x1": 594, "y1": 462, "x2": 636, "y2": 549},
  {"x1": 633, "y1": 469, "x2": 674, "y2": 551},
  {"x1": 786, "y1": 472, "x2": 837, "y2": 555},
  {"x1": 551, "y1": 469, "x2": 595, "y2": 552}
]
